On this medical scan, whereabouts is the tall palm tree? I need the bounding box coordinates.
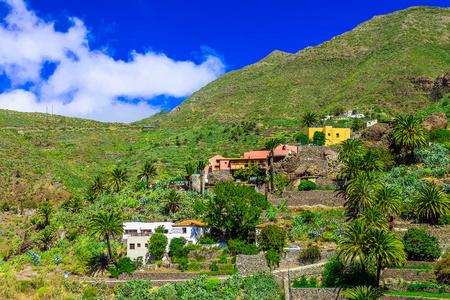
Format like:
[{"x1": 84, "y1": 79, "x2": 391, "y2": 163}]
[
  {"x1": 339, "y1": 139, "x2": 365, "y2": 162},
  {"x1": 392, "y1": 114, "x2": 427, "y2": 159},
  {"x1": 39, "y1": 203, "x2": 54, "y2": 227},
  {"x1": 109, "y1": 167, "x2": 128, "y2": 193},
  {"x1": 345, "y1": 172, "x2": 379, "y2": 217},
  {"x1": 339, "y1": 156, "x2": 363, "y2": 179},
  {"x1": 300, "y1": 111, "x2": 318, "y2": 128},
  {"x1": 337, "y1": 219, "x2": 370, "y2": 286},
  {"x1": 39, "y1": 228, "x2": 55, "y2": 251},
  {"x1": 341, "y1": 286, "x2": 383, "y2": 300},
  {"x1": 263, "y1": 138, "x2": 284, "y2": 193},
  {"x1": 367, "y1": 228, "x2": 406, "y2": 286},
  {"x1": 90, "y1": 174, "x2": 107, "y2": 196},
  {"x1": 184, "y1": 162, "x2": 196, "y2": 191},
  {"x1": 137, "y1": 161, "x2": 157, "y2": 189},
  {"x1": 351, "y1": 117, "x2": 363, "y2": 132},
  {"x1": 360, "y1": 149, "x2": 384, "y2": 172},
  {"x1": 163, "y1": 190, "x2": 183, "y2": 214},
  {"x1": 87, "y1": 211, "x2": 124, "y2": 261},
  {"x1": 375, "y1": 184, "x2": 402, "y2": 220},
  {"x1": 414, "y1": 185, "x2": 450, "y2": 224},
  {"x1": 359, "y1": 208, "x2": 389, "y2": 230},
  {"x1": 197, "y1": 160, "x2": 209, "y2": 196}
]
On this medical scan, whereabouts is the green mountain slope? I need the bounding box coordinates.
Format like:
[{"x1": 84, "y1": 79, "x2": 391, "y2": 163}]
[{"x1": 161, "y1": 6, "x2": 450, "y2": 127}]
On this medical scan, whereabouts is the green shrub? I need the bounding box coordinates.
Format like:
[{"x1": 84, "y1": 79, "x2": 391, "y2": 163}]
[
  {"x1": 198, "y1": 236, "x2": 217, "y2": 244},
  {"x1": 204, "y1": 278, "x2": 220, "y2": 292},
  {"x1": 435, "y1": 254, "x2": 450, "y2": 284},
  {"x1": 403, "y1": 228, "x2": 440, "y2": 261},
  {"x1": 187, "y1": 262, "x2": 201, "y2": 271},
  {"x1": 83, "y1": 287, "x2": 99, "y2": 300},
  {"x1": 299, "y1": 245, "x2": 321, "y2": 262},
  {"x1": 438, "y1": 214, "x2": 450, "y2": 225},
  {"x1": 117, "y1": 257, "x2": 136, "y2": 275},
  {"x1": 321, "y1": 257, "x2": 377, "y2": 287},
  {"x1": 293, "y1": 275, "x2": 309, "y2": 287},
  {"x1": 242, "y1": 244, "x2": 258, "y2": 255},
  {"x1": 231, "y1": 256, "x2": 236, "y2": 264},
  {"x1": 430, "y1": 128, "x2": 450, "y2": 144},
  {"x1": 66, "y1": 230, "x2": 79, "y2": 241},
  {"x1": 220, "y1": 263, "x2": 233, "y2": 270},
  {"x1": 265, "y1": 248, "x2": 280, "y2": 269},
  {"x1": 168, "y1": 237, "x2": 187, "y2": 258},
  {"x1": 295, "y1": 133, "x2": 310, "y2": 145},
  {"x1": 416, "y1": 144, "x2": 450, "y2": 169},
  {"x1": 114, "y1": 279, "x2": 153, "y2": 299},
  {"x1": 298, "y1": 180, "x2": 316, "y2": 191},
  {"x1": 148, "y1": 233, "x2": 168, "y2": 260},
  {"x1": 313, "y1": 131, "x2": 325, "y2": 146},
  {"x1": 309, "y1": 276, "x2": 318, "y2": 287},
  {"x1": 211, "y1": 261, "x2": 219, "y2": 271}
]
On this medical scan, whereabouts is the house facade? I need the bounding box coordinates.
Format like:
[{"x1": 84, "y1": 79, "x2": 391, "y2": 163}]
[
  {"x1": 308, "y1": 126, "x2": 351, "y2": 146},
  {"x1": 363, "y1": 119, "x2": 378, "y2": 128},
  {"x1": 124, "y1": 220, "x2": 205, "y2": 262},
  {"x1": 205, "y1": 145, "x2": 298, "y2": 174}
]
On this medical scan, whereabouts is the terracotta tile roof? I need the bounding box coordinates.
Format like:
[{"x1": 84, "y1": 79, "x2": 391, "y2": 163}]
[
  {"x1": 255, "y1": 222, "x2": 278, "y2": 228},
  {"x1": 172, "y1": 220, "x2": 205, "y2": 227}
]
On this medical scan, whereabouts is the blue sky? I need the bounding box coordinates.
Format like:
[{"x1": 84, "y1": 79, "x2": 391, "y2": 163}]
[{"x1": 0, "y1": 0, "x2": 449, "y2": 122}]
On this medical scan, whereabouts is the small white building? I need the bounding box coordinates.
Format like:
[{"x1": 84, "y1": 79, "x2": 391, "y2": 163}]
[
  {"x1": 125, "y1": 220, "x2": 206, "y2": 262},
  {"x1": 363, "y1": 119, "x2": 378, "y2": 128}
]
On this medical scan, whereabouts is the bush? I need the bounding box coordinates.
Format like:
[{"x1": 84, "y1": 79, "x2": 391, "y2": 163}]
[
  {"x1": 168, "y1": 237, "x2": 187, "y2": 258},
  {"x1": 83, "y1": 287, "x2": 98, "y2": 300},
  {"x1": 430, "y1": 128, "x2": 450, "y2": 144},
  {"x1": 231, "y1": 256, "x2": 236, "y2": 264},
  {"x1": 187, "y1": 262, "x2": 201, "y2": 271},
  {"x1": 313, "y1": 131, "x2": 325, "y2": 145},
  {"x1": 295, "y1": 133, "x2": 310, "y2": 145},
  {"x1": 299, "y1": 245, "x2": 321, "y2": 262},
  {"x1": 321, "y1": 257, "x2": 377, "y2": 287},
  {"x1": 435, "y1": 254, "x2": 450, "y2": 284},
  {"x1": 300, "y1": 210, "x2": 317, "y2": 223},
  {"x1": 293, "y1": 275, "x2": 309, "y2": 287},
  {"x1": 114, "y1": 279, "x2": 153, "y2": 299},
  {"x1": 204, "y1": 278, "x2": 220, "y2": 292},
  {"x1": 117, "y1": 257, "x2": 136, "y2": 275},
  {"x1": 265, "y1": 248, "x2": 280, "y2": 269},
  {"x1": 148, "y1": 233, "x2": 168, "y2": 260},
  {"x1": 211, "y1": 261, "x2": 219, "y2": 271},
  {"x1": 309, "y1": 276, "x2": 318, "y2": 287},
  {"x1": 258, "y1": 224, "x2": 286, "y2": 252},
  {"x1": 242, "y1": 244, "x2": 259, "y2": 255},
  {"x1": 298, "y1": 180, "x2": 316, "y2": 191},
  {"x1": 198, "y1": 236, "x2": 217, "y2": 245},
  {"x1": 416, "y1": 143, "x2": 450, "y2": 169},
  {"x1": 438, "y1": 214, "x2": 450, "y2": 225},
  {"x1": 403, "y1": 228, "x2": 441, "y2": 261}
]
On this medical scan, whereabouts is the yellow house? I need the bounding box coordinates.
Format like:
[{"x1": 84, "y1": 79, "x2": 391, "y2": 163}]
[{"x1": 308, "y1": 126, "x2": 351, "y2": 145}]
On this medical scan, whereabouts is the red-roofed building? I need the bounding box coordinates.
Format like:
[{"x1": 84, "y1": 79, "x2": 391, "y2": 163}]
[{"x1": 205, "y1": 145, "x2": 297, "y2": 174}]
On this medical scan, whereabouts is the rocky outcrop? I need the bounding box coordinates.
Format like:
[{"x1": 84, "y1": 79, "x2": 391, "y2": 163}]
[
  {"x1": 413, "y1": 76, "x2": 435, "y2": 91},
  {"x1": 273, "y1": 147, "x2": 341, "y2": 183},
  {"x1": 206, "y1": 172, "x2": 234, "y2": 185},
  {"x1": 360, "y1": 123, "x2": 393, "y2": 151},
  {"x1": 422, "y1": 112, "x2": 448, "y2": 131}
]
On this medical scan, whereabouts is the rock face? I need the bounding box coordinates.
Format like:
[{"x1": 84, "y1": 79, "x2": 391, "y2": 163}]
[
  {"x1": 422, "y1": 113, "x2": 448, "y2": 131},
  {"x1": 273, "y1": 146, "x2": 341, "y2": 184},
  {"x1": 360, "y1": 123, "x2": 393, "y2": 151},
  {"x1": 206, "y1": 172, "x2": 234, "y2": 186},
  {"x1": 413, "y1": 76, "x2": 435, "y2": 91}
]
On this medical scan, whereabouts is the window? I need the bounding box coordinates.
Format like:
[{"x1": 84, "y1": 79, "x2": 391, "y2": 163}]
[
  {"x1": 137, "y1": 243, "x2": 141, "y2": 248},
  {"x1": 130, "y1": 243, "x2": 135, "y2": 250},
  {"x1": 336, "y1": 133, "x2": 340, "y2": 138},
  {"x1": 224, "y1": 162, "x2": 227, "y2": 165},
  {"x1": 328, "y1": 133, "x2": 330, "y2": 136},
  {"x1": 182, "y1": 227, "x2": 187, "y2": 234},
  {"x1": 145, "y1": 243, "x2": 148, "y2": 248}
]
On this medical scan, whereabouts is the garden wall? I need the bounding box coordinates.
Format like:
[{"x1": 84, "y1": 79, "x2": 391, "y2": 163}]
[
  {"x1": 284, "y1": 190, "x2": 345, "y2": 207},
  {"x1": 393, "y1": 224, "x2": 450, "y2": 246},
  {"x1": 383, "y1": 268, "x2": 435, "y2": 283},
  {"x1": 118, "y1": 272, "x2": 201, "y2": 281},
  {"x1": 290, "y1": 288, "x2": 345, "y2": 300}
]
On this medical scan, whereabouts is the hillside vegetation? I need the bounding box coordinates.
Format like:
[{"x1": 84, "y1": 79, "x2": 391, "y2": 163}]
[{"x1": 154, "y1": 6, "x2": 450, "y2": 127}]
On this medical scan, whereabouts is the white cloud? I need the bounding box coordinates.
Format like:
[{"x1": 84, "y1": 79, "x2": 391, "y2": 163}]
[{"x1": 0, "y1": 0, "x2": 225, "y2": 122}]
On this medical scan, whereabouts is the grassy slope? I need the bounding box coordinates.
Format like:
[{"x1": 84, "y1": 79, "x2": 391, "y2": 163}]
[{"x1": 162, "y1": 6, "x2": 450, "y2": 127}]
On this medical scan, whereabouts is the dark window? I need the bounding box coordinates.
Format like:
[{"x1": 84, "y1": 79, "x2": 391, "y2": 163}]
[
  {"x1": 182, "y1": 228, "x2": 187, "y2": 234},
  {"x1": 130, "y1": 243, "x2": 135, "y2": 250},
  {"x1": 328, "y1": 133, "x2": 330, "y2": 136},
  {"x1": 145, "y1": 243, "x2": 148, "y2": 248},
  {"x1": 137, "y1": 243, "x2": 141, "y2": 248},
  {"x1": 336, "y1": 133, "x2": 340, "y2": 138}
]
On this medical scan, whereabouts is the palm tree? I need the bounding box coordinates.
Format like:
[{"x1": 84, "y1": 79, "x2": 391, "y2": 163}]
[
  {"x1": 367, "y1": 228, "x2": 406, "y2": 287},
  {"x1": 300, "y1": 111, "x2": 318, "y2": 128},
  {"x1": 359, "y1": 208, "x2": 389, "y2": 230},
  {"x1": 392, "y1": 114, "x2": 427, "y2": 159},
  {"x1": 339, "y1": 156, "x2": 363, "y2": 179},
  {"x1": 137, "y1": 161, "x2": 157, "y2": 189},
  {"x1": 351, "y1": 118, "x2": 363, "y2": 132},
  {"x1": 197, "y1": 160, "x2": 209, "y2": 196},
  {"x1": 341, "y1": 286, "x2": 383, "y2": 300},
  {"x1": 90, "y1": 174, "x2": 107, "y2": 195},
  {"x1": 39, "y1": 228, "x2": 55, "y2": 251},
  {"x1": 337, "y1": 219, "x2": 370, "y2": 286},
  {"x1": 39, "y1": 203, "x2": 54, "y2": 227},
  {"x1": 109, "y1": 167, "x2": 128, "y2": 193},
  {"x1": 345, "y1": 172, "x2": 379, "y2": 217},
  {"x1": 87, "y1": 211, "x2": 124, "y2": 261},
  {"x1": 414, "y1": 185, "x2": 450, "y2": 224},
  {"x1": 184, "y1": 162, "x2": 196, "y2": 191},
  {"x1": 339, "y1": 139, "x2": 365, "y2": 162},
  {"x1": 163, "y1": 190, "x2": 183, "y2": 214},
  {"x1": 375, "y1": 184, "x2": 402, "y2": 220},
  {"x1": 263, "y1": 138, "x2": 284, "y2": 193},
  {"x1": 360, "y1": 149, "x2": 384, "y2": 172}
]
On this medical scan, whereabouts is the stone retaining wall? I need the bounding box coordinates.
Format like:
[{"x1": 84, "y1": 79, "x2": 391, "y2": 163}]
[
  {"x1": 118, "y1": 272, "x2": 201, "y2": 281},
  {"x1": 290, "y1": 288, "x2": 345, "y2": 300},
  {"x1": 188, "y1": 250, "x2": 222, "y2": 262},
  {"x1": 393, "y1": 224, "x2": 450, "y2": 245},
  {"x1": 235, "y1": 254, "x2": 269, "y2": 276},
  {"x1": 285, "y1": 190, "x2": 345, "y2": 207},
  {"x1": 383, "y1": 268, "x2": 435, "y2": 283},
  {"x1": 403, "y1": 261, "x2": 436, "y2": 267}
]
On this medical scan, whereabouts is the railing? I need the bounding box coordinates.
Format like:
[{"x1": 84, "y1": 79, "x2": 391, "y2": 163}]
[{"x1": 126, "y1": 232, "x2": 153, "y2": 237}]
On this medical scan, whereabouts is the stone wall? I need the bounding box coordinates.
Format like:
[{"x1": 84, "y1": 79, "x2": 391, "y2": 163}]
[
  {"x1": 290, "y1": 288, "x2": 345, "y2": 300},
  {"x1": 383, "y1": 268, "x2": 435, "y2": 283},
  {"x1": 188, "y1": 250, "x2": 222, "y2": 262},
  {"x1": 284, "y1": 190, "x2": 345, "y2": 207},
  {"x1": 403, "y1": 261, "x2": 436, "y2": 268},
  {"x1": 393, "y1": 224, "x2": 450, "y2": 245},
  {"x1": 235, "y1": 254, "x2": 269, "y2": 276},
  {"x1": 118, "y1": 271, "x2": 201, "y2": 281}
]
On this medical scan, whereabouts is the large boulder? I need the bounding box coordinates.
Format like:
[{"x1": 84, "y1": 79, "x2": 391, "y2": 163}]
[
  {"x1": 422, "y1": 113, "x2": 448, "y2": 131},
  {"x1": 360, "y1": 123, "x2": 393, "y2": 151}
]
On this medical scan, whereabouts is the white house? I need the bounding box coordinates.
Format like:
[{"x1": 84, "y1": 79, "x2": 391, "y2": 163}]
[
  {"x1": 124, "y1": 220, "x2": 206, "y2": 262},
  {"x1": 363, "y1": 119, "x2": 378, "y2": 128}
]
